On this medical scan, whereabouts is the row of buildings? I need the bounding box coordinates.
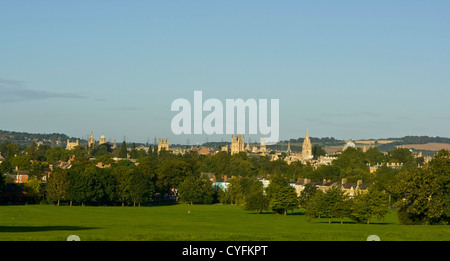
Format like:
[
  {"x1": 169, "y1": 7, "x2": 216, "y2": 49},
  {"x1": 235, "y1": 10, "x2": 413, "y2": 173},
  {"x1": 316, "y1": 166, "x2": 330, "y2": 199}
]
[{"x1": 211, "y1": 174, "x2": 370, "y2": 198}]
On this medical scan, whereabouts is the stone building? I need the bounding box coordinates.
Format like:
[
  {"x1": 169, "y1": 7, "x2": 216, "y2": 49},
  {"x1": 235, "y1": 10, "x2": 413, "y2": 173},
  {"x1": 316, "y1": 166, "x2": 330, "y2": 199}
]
[
  {"x1": 231, "y1": 135, "x2": 245, "y2": 155},
  {"x1": 302, "y1": 128, "x2": 313, "y2": 159},
  {"x1": 66, "y1": 139, "x2": 79, "y2": 150},
  {"x1": 158, "y1": 138, "x2": 169, "y2": 152},
  {"x1": 88, "y1": 131, "x2": 95, "y2": 148},
  {"x1": 99, "y1": 134, "x2": 107, "y2": 145}
]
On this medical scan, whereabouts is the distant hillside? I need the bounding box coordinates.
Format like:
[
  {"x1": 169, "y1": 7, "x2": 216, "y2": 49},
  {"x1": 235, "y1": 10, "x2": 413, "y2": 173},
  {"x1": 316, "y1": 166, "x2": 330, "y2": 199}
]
[
  {"x1": 0, "y1": 130, "x2": 72, "y2": 147},
  {"x1": 1, "y1": 129, "x2": 449, "y2": 153}
]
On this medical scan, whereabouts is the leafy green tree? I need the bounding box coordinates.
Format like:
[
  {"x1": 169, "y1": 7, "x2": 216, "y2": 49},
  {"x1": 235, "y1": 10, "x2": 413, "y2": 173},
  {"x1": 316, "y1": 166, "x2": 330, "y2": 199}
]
[
  {"x1": 24, "y1": 178, "x2": 44, "y2": 202},
  {"x1": 349, "y1": 187, "x2": 389, "y2": 224},
  {"x1": 0, "y1": 141, "x2": 19, "y2": 160},
  {"x1": 217, "y1": 187, "x2": 231, "y2": 204},
  {"x1": 113, "y1": 166, "x2": 133, "y2": 206},
  {"x1": 306, "y1": 189, "x2": 326, "y2": 220},
  {"x1": 130, "y1": 169, "x2": 155, "y2": 207},
  {"x1": 332, "y1": 147, "x2": 369, "y2": 182},
  {"x1": 372, "y1": 165, "x2": 398, "y2": 205},
  {"x1": 46, "y1": 168, "x2": 70, "y2": 206},
  {"x1": 365, "y1": 147, "x2": 386, "y2": 166},
  {"x1": 311, "y1": 165, "x2": 341, "y2": 182},
  {"x1": 156, "y1": 159, "x2": 194, "y2": 195},
  {"x1": 129, "y1": 143, "x2": 139, "y2": 159},
  {"x1": 388, "y1": 148, "x2": 415, "y2": 165},
  {"x1": 66, "y1": 167, "x2": 88, "y2": 206},
  {"x1": 178, "y1": 174, "x2": 215, "y2": 204},
  {"x1": 228, "y1": 153, "x2": 257, "y2": 176},
  {"x1": 26, "y1": 142, "x2": 38, "y2": 160},
  {"x1": 11, "y1": 154, "x2": 31, "y2": 170},
  {"x1": 299, "y1": 184, "x2": 318, "y2": 208},
  {"x1": 226, "y1": 176, "x2": 244, "y2": 205},
  {"x1": 266, "y1": 176, "x2": 298, "y2": 215},
  {"x1": 0, "y1": 169, "x2": 5, "y2": 193},
  {"x1": 45, "y1": 146, "x2": 70, "y2": 163},
  {"x1": 70, "y1": 146, "x2": 90, "y2": 165},
  {"x1": 312, "y1": 144, "x2": 326, "y2": 159},
  {"x1": 244, "y1": 182, "x2": 269, "y2": 214},
  {"x1": 270, "y1": 185, "x2": 298, "y2": 215},
  {"x1": 120, "y1": 141, "x2": 127, "y2": 158},
  {"x1": 391, "y1": 151, "x2": 450, "y2": 225},
  {"x1": 322, "y1": 185, "x2": 348, "y2": 224}
]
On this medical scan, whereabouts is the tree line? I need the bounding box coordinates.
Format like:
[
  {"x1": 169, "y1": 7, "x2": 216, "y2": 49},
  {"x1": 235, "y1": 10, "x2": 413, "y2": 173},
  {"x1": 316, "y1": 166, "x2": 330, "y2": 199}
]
[{"x1": 0, "y1": 140, "x2": 449, "y2": 224}]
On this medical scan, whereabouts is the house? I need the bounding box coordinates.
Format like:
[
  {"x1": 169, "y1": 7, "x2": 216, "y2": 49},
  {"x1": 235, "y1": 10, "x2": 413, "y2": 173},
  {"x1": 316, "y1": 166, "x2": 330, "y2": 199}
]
[
  {"x1": 339, "y1": 179, "x2": 370, "y2": 197},
  {"x1": 212, "y1": 175, "x2": 230, "y2": 191}
]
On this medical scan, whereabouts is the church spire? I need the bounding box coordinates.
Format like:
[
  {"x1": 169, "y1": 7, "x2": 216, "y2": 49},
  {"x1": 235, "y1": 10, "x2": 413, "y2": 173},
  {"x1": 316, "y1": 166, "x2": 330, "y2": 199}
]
[{"x1": 302, "y1": 128, "x2": 312, "y2": 159}]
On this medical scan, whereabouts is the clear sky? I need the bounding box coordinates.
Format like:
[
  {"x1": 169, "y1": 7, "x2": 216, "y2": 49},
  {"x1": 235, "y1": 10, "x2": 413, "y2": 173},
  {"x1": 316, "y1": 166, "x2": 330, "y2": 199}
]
[{"x1": 1, "y1": 1, "x2": 449, "y2": 144}]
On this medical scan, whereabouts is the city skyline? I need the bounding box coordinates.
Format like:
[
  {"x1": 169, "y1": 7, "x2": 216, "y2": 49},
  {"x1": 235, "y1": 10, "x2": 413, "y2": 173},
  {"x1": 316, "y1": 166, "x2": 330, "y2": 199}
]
[{"x1": 1, "y1": 1, "x2": 449, "y2": 144}]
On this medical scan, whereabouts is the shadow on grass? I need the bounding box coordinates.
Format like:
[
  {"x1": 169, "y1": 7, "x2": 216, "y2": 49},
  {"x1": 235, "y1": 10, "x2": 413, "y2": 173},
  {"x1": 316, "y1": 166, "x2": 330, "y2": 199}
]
[
  {"x1": 245, "y1": 210, "x2": 305, "y2": 216},
  {"x1": 0, "y1": 226, "x2": 98, "y2": 233},
  {"x1": 313, "y1": 220, "x2": 394, "y2": 225}
]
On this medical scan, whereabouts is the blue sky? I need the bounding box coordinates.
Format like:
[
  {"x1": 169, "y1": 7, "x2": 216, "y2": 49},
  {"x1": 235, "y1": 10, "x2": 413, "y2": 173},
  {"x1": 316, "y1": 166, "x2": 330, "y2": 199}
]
[{"x1": 1, "y1": 1, "x2": 449, "y2": 144}]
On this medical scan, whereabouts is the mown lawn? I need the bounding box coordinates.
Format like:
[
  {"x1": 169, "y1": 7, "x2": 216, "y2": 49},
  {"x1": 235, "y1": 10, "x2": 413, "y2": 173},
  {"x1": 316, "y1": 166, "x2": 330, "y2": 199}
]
[{"x1": 0, "y1": 204, "x2": 449, "y2": 241}]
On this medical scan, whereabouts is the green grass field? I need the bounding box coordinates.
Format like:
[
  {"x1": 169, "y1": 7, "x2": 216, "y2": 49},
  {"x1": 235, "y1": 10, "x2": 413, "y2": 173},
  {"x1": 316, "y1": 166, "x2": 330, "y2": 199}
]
[{"x1": 0, "y1": 204, "x2": 449, "y2": 241}]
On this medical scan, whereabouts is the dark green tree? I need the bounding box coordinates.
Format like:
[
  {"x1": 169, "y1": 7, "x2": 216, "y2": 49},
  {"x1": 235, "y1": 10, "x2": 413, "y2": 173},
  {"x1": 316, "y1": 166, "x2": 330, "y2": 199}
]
[
  {"x1": 178, "y1": 174, "x2": 215, "y2": 204},
  {"x1": 365, "y1": 147, "x2": 386, "y2": 166},
  {"x1": 130, "y1": 169, "x2": 154, "y2": 206},
  {"x1": 156, "y1": 159, "x2": 194, "y2": 195},
  {"x1": 266, "y1": 176, "x2": 298, "y2": 215},
  {"x1": 112, "y1": 166, "x2": 133, "y2": 206},
  {"x1": 391, "y1": 151, "x2": 450, "y2": 225},
  {"x1": 312, "y1": 144, "x2": 326, "y2": 159},
  {"x1": 349, "y1": 187, "x2": 389, "y2": 224},
  {"x1": 321, "y1": 185, "x2": 348, "y2": 224},
  {"x1": 299, "y1": 184, "x2": 318, "y2": 208},
  {"x1": 244, "y1": 182, "x2": 269, "y2": 214},
  {"x1": 120, "y1": 141, "x2": 128, "y2": 158},
  {"x1": 46, "y1": 168, "x2": 70, "y2": 206}
]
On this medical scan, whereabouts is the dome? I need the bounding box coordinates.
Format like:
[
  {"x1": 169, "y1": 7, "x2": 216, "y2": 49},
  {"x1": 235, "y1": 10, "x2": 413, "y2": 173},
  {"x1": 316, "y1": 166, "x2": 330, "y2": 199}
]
[{"x1": 343, "y1": 138, "x2": 356, "y2": 150}]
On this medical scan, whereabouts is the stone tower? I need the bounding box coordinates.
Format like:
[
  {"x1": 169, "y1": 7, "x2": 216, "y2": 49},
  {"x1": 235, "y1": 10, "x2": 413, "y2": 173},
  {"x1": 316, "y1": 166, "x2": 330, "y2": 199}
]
[
  {"x1": 158, "y1": 138, "x2": 169, "y2": 152},
  {"x1": 260, "y1": 134, "x2": 267, "y2": 153},
  {"x1": 88, "y1": 131, "x2": 95, "y2": 148},
  {"x1": 302, "y1": 128, "x2": 312, "y2": 159},
  {"x1": 231, "y1": 135, "x2": 245, "y2": 155},
  {"x1": 99, "y1": 134, "x2": 107, "y2": 145},
  {"x1": 66, "y1": 139, "x2": 79, "y2": 150}
]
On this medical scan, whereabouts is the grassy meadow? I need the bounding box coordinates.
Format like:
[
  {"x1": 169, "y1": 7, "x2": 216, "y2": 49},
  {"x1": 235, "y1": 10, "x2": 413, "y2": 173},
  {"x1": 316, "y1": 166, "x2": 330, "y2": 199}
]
[{"x1": 0, "y1": 204, "x2": 449, "y2": 241}]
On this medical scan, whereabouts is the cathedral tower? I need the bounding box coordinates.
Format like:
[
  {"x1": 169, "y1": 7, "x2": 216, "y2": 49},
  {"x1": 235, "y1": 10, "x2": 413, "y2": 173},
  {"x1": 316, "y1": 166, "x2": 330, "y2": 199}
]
[
  {"x1": 158, "y1": 138, "x2": 169, "y2": 152},
  {"x1": 231, "y1": 135, "x2": 245, "y2": 155},
  {"x1": 88, "y1": 131, "x2": 95, "y2": 148},
  {"x1": 302, "y1": 128, "x2": 312, "y2": 159}
]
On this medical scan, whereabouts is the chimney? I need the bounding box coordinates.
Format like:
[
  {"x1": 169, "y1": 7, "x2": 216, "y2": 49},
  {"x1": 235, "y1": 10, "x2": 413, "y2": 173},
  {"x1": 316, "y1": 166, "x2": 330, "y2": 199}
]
[
  {"x1": 304, "y1": 178, "x2": 310, "y2": 185},
  {"x1": 212, "y1": 176, "x2": 216, "y2": 183},
  {"x1": 49, "y1": 164, "x2": 53, "y2": 171},
  {"x1": 223, "y1": 175, "x2": 227, "y2": 182},
  {"x1": 323, "y1": 179, "x2": 327, "y2": 184},
  {"x1": 341, "y1": 178, "x2": 347, "y2": 185}
]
